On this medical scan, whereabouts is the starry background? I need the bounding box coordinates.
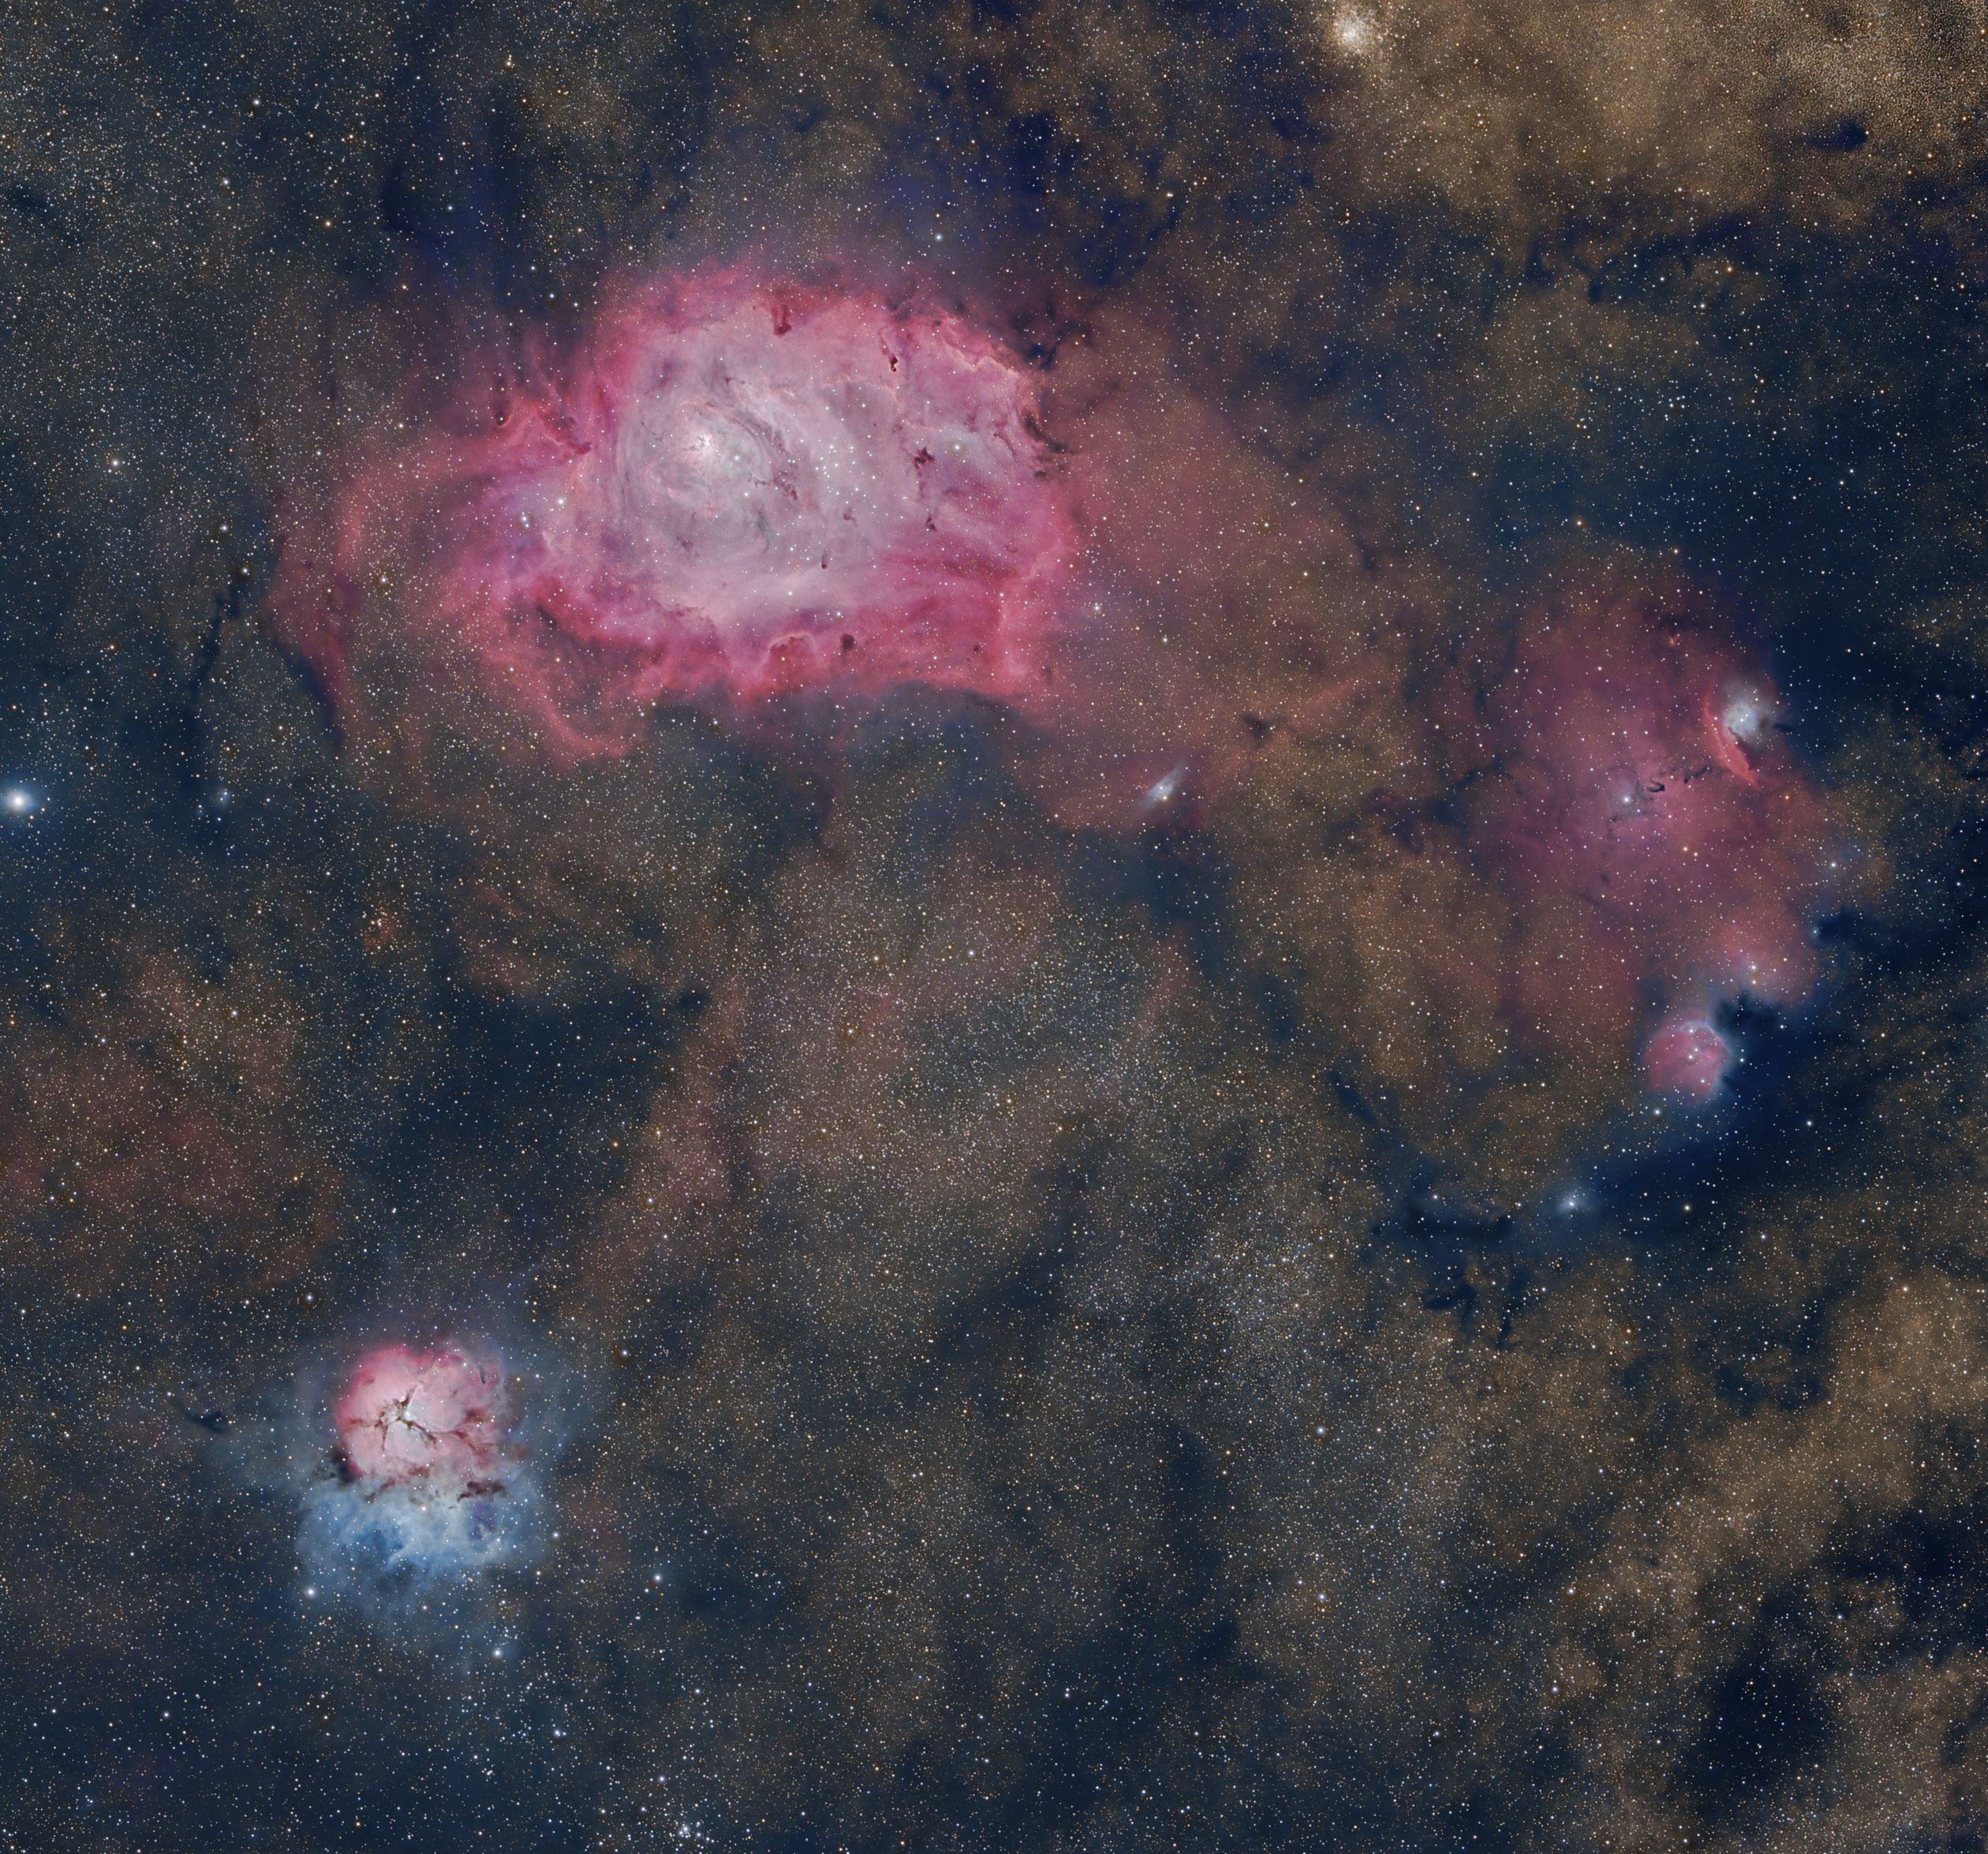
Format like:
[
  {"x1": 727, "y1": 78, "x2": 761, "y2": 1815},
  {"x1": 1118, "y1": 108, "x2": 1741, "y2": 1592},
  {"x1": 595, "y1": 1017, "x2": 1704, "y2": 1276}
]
[{"x1": 6, "y1": 2, "x2": 1988, "y2": 1849}]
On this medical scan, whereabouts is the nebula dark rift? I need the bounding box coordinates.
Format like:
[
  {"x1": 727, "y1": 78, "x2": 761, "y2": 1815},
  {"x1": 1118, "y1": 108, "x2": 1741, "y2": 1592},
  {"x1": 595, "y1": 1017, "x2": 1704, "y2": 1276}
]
[{"x1": 7, "y1": 2, "x2": 1988, "y2": 1851}]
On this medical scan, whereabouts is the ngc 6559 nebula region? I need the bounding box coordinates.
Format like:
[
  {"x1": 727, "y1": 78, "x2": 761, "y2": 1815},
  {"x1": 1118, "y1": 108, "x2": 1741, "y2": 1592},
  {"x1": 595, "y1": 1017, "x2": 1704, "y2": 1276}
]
[
  {"x1": 275, "y1": 266, "x2": 1079, "y2": 755},
  {"x1": 1453, "y1": 572, "x2": 1835, "y2": 1103}
]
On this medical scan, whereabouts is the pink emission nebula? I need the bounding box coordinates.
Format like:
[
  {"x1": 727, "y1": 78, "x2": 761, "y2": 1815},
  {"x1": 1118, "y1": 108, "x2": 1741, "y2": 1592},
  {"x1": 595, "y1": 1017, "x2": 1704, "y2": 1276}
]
[
  {"x1": 334, "y1": 1343, "x2": 517, "y2": 1497},
  {"x1": 299, "y1": 1338, "x2": 537, "y2": 1595},
  {"x1": 1453, "y1": 574, "x2": 1835, "y2": 1102},
  {"x1": 276, "y1": 267, "x2": 1078, "y2": 753},
  {"x1": 270, "y1": 261, "x2": 1840, "y2": 1113}
]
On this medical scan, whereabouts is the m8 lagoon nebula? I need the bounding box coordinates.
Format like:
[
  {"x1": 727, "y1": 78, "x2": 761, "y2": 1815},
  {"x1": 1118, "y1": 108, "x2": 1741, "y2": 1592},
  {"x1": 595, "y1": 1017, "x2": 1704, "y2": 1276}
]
[
  {"x1": 13, "y1": 2, "x2": 1988, "y2": 1851},
  {"x1": 275, "y1": 267, "x2": 1078, "y2": 755}
]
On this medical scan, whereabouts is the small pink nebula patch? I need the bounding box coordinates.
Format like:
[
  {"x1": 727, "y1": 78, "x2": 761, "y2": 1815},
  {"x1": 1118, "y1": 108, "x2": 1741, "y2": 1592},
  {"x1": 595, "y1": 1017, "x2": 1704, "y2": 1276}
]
[
  {"x1": 1642, "y1": 1012, "x2": 1734, "y2": 1103},
  {"x1": 1459, "y1": 570, "x2": 1833, "y2": 1093},
  {"x1": 333, "y1": 1343, "x2": 518, "y2": 1496},
  {"x1": 276, "y1": 267, "x2": 1078, "y2": 753}
]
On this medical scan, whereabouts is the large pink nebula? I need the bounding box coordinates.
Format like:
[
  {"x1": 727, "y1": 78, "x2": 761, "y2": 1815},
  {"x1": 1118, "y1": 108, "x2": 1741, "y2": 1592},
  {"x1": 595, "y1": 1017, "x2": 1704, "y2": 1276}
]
[
  {"x1": 276, "y1": 268, "x2": 1077, "y2": 753},
  {"x1": 1453, "y1": 573, "x2": 1834, "y2": 1101},
  {"x1": 333, "y1": 1343, "x2": 518, "y2": 1496}
]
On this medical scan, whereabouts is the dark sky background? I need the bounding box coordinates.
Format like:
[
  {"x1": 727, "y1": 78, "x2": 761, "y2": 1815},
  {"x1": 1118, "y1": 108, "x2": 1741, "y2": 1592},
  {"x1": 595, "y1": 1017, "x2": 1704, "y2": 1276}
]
[{"x1": 6, "y1": 2, "x2": 1988, "y2": 1849}]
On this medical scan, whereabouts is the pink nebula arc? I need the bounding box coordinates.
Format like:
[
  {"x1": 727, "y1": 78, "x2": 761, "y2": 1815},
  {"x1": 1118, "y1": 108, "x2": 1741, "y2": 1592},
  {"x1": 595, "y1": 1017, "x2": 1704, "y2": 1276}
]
[
  {"x1": 275, "y1": 266, "x2": 1078, "y2": 756},
  {"x1": 333, "y1": 1342, "x2": 518, "y2": 1497}
]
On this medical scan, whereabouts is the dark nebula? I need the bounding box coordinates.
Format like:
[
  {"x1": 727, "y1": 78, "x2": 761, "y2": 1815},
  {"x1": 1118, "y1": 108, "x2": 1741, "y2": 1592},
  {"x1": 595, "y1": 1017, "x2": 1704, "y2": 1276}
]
[{"x1": 3, "y1": 2, "x2": 1987, "y2": 1850}]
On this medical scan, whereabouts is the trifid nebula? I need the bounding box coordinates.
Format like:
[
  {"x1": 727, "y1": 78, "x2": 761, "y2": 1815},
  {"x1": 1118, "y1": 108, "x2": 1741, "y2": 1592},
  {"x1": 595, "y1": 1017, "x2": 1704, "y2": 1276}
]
[{"x1": 8, "y1": 5, "x2": 1988, "y2": 1851}]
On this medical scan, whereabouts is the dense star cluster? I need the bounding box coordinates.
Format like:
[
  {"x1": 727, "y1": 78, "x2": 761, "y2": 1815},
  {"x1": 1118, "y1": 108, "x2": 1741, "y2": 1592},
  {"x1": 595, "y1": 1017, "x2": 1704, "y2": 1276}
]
[{"x1": 3, "y1": 2, "x2": 1988, "y2": 1851}]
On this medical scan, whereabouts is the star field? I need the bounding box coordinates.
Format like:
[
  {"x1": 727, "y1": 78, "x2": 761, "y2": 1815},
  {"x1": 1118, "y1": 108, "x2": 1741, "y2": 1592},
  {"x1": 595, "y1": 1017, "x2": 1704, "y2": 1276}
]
[{"x1": 3, "y1": 2, "x2": 1988, "y2": 1850}]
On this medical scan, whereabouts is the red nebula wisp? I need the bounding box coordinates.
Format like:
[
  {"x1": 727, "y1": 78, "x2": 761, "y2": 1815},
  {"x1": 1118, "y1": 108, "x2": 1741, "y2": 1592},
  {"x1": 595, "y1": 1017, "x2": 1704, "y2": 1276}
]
[
  {"x1": 276, "y1": 268, "x2": 1077, "y2": 754},
  {"x1": 1459, "y1": 572, "x2": 1833, "y2": 1100},
  {"x1": 333, "y1": 1344, "x2": 517, "y2": 1494}
]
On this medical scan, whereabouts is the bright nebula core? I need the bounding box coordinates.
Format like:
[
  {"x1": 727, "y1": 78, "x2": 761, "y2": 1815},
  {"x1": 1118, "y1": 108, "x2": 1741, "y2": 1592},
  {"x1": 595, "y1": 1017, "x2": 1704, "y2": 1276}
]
[
  {"x1": 1642, "y1": 1012, "x2": 1736, "y2": 1105},
  {"x1": 303, "y1": 1341, "x2": 532, "y2": 1590},
  {"x1": 281, "y1": 267, "x2": 1078, "y2": 753}
]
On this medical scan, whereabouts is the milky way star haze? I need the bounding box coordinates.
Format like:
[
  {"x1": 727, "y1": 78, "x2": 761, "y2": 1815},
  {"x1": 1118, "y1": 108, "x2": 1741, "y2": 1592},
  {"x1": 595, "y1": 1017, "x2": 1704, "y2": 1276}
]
[{"x1": 14, "y1": 0, "x2": 1987, "y2": 1843}]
